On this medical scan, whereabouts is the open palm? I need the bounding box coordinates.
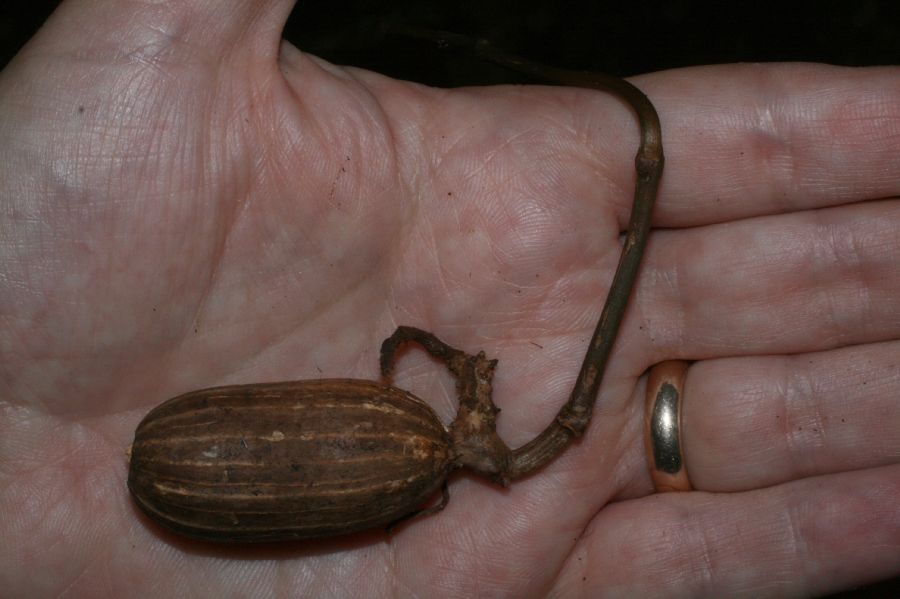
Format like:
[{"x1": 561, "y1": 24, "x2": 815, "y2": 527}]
[{"x1": 2, "y1": 2, "x2": 898, "y2": 597}]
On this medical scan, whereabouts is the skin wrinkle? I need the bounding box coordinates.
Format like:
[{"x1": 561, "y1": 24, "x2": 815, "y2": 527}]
[
  {"x1": 115, "y1": 87, "x2": 229, "y2": 360},
  {"x1": 278, "y1": 59, "x2": 332, "y2": 160},
  {"x1": 842, "y1": 92, "x2": 900, "y2": 138},
  {"x1": 423, "y1": 523, "x2": 477, "y2": 595},
  {"x1": 665, "y1": 262, "x2": 692, "y2": 362},
  {"x1": 802, "y1": 375, "x2": 835, "y2": 461},
  {"x1": 221, "y1": 274, "x2": 381, "y2": 381},
  {"x1": 457, "y1": 516, "x2": 500, "y2": 597},
  {"x1": 432, "y1": 107, "x2": 497, "y2": 184},
  {"x1": 606, "y1": 393, "x2": 651, "y2": 499},
  {"x1": 179, "y1": 108, "x2": 400, "y2": 384},
  {"x1": 16, "y1": 446, "x2": 110, "y2": 597},
  {"x1": 536, "y1": 479, "x2": 606, "y2": 597},
  {"x1": 332, "y1": 78, "x2": 400, "y2": 187},
  {"x1": 588, "y1": 500, "x2": 702, "y2": 595},
  {"x1": 52, "y1": 551, "x2": 97, "y2": 599},
  {"x1": 662, "y1": 508, "x2": 713, "y2": 595},
  {"x1": 272, "y1": 559, "x2": 291, "y2": 599},
  {"x1": 791, "y1": 362, "x2": 828, "y2": 475},
  {"x1": 422, "y1": 97, "x2": 472, "y2": 159},
  {"x1": 368, "y1": 83, "x2": 427, "y2": 160},
  {"x1": 424, "y1": 211, "x2": 455, "y2": 301},
  {"x1": 747, "y1": 72, "x2": 806, "y2": 214},
  {"x1": 491, "y1": 189, "x2": 574, "y2": 277},
  {"x1": 527, "y1": 84, "x2": 637, "y2": 223},
  {"x1": 588, "y1": 162, "x2": 635, "y2": 233},
  {"x1": 462, "y1": 133, "x2": 516, "y2": 186},
  {"x1": 780, "y1": 360, "x2": 811, "y2": 478},
  {"x1": 813, "y1": 210, "x2": 872, "y2": 340},
  {"x1": 184, "y1": 214, "x2": 230, "y2": 341},
  {"x1": 284, "y1": 61, "x2": 390, "y2": 188},
  {"x1": 7, "y1": 413, "x2": 96, "y2": 481},
  {"x1": 443, "y1": 127, "x2": 494, "y2": 187},
  {"x1": 393, "y1": 555, "x2": 426, "y2": 599},
  {"x1": 99, "y1": 547, "x2": 116, "y2": 599},
  {"x1": 375, "y1": 167, "x2": 416, "y2": 280},
  {"x1": 638, "y1": 245, "x2": 690, "y2": 364},
  {"x1": 219, "y1": 94, "x2": 270, "y2": 214},
  {"x1": 782, "y1": 493, "x2": 810, "y2": 585},
  {"x1": 410, "y1": 194, "x2": 450, "y2": 297},
  {"x1": 326, "y1": 555, "x2": 355, "y2": 599}
]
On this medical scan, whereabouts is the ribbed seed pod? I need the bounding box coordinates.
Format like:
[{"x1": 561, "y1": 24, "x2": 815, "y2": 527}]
[{"x1": 127, "y1": 379, "x2": 454, "y2": 542}]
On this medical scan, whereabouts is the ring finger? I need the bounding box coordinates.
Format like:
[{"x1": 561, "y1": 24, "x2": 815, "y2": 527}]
[{"x1": 674, "y1": 339, "x2": 900, "y2": 492}]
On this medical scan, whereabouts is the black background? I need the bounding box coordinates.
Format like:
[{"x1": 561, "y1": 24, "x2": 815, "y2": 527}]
[
  {"x1": 3, "y1": 1, "x2": 899, "y2": 78},
  {"x1": 1, "y1": 1, "x2": 898, "y2": 597}
]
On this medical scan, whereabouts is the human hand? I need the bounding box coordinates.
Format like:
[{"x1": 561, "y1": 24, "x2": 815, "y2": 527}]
[{"x1": 1, "y1": 1, "x2": 898, "y2": 597}]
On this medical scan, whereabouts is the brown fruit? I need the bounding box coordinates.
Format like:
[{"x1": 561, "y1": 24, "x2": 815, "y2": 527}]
[{"x1": 128, "y1": 379, "x2": 453, "y2": 541}]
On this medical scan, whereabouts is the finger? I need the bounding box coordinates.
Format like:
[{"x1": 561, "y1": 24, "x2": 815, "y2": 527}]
[
  {"x1": 638, "y1": 63, "x2": 900, "y2": 227},
  {"x1": 14, "y1": 0, "x2": 296, "y2": 65},
  {"x1": 679, "y1": 340, "x2": 900, "y2": 492},
  {"x1": 555, "y1": 465, "x2": 900, "y2": 598},
  {"x1": 347, "y1": 64, "x2": 900, "y2": 239},
  {"x1": 633, "y1": 198, "x2": 900, "y2": 361}
]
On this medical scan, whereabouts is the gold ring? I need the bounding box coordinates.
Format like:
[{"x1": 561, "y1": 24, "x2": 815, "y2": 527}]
[{"x1": 644, "y1": 360, "x2": 692, "y2": 492}]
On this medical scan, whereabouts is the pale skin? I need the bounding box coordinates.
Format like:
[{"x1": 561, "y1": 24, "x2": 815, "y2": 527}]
[{"x1": 1, "y1": 1, "x2": 899, "y2": 597}]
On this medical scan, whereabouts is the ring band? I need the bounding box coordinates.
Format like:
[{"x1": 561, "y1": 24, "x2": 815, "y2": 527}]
[{"x1": 644, "y1": 360, "x2": 692, "y2": 492}]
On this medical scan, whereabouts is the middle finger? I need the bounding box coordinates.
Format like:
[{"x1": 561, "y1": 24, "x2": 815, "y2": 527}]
[{"x1": 679, "y1": 340, "x2": 899, "y2": 492}]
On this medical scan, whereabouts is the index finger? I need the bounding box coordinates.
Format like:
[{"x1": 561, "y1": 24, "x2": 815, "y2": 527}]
[{"x1": 638, "y1": 63, "x2": 900, "y2": 227}]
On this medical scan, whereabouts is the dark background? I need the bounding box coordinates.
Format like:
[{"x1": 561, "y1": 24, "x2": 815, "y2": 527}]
[
  {"x1": 2, "y1": 1, "x2": 899, "y2": 79},
  {"x1": 279, "y1": 1, "x2": 900, "y2": 84},
  {"x1": 1, "y1": 1, "x2": 898, "y2": 597}
]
